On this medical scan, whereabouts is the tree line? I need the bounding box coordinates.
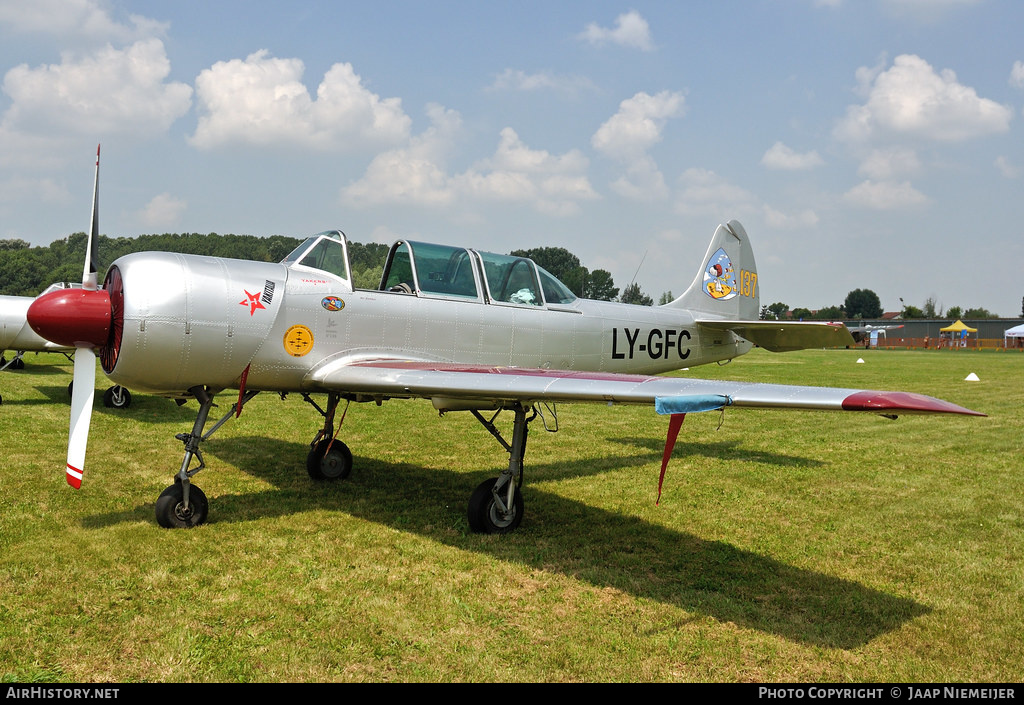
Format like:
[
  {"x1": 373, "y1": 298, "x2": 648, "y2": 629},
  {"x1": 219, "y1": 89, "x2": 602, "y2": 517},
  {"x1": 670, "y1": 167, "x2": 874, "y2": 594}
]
[
  {"x1": 760, "y1": 287, "x2": 1005, "y2": 321},
  {"x1": 0, "y1": 233, "x2": 647, "y2": 303}
]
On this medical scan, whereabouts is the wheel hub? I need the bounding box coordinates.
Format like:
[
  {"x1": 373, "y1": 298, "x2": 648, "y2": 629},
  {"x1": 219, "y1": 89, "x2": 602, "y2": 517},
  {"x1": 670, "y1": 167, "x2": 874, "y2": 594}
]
[{"x1": 173, "y1": 502, "x2": 194, "y2": 521}]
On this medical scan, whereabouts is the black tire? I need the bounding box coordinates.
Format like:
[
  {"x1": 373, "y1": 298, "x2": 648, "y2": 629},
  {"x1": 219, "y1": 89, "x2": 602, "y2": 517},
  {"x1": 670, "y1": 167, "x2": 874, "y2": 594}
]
[
  {"x1": 11, "y1": 357, "x2": 25, "y2": 370},
  {"x1": 306, "y1": 439, "x2": 353, "y2": 480},
  {"x1": 155, "y1": 483, "x2": 209, "y2": 528},
  {"x1": 67, "y1": 381, "x2": 74, "y2": 398},
  {"x1": 103, "y1": 386, "x2": 132, "y2": 409},
  {"x1": 468, "y1": 477, "x2": 523, "y2": 534}
]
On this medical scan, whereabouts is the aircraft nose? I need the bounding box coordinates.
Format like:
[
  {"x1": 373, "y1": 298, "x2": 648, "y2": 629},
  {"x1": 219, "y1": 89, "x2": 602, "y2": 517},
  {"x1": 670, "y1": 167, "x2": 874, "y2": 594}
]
[{"x1": 27, "y1": 288, "x2": 111, "y2": 348}]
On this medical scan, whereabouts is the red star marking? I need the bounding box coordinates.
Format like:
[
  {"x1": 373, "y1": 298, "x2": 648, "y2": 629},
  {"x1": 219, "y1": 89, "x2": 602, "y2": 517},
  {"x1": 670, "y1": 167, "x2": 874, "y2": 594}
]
[{"x1": 239, "y1": 290, "x2": 266, "y2": 316}]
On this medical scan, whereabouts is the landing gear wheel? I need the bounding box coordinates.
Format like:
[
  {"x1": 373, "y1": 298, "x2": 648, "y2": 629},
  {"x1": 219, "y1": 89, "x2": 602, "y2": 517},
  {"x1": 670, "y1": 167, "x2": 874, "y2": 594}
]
[
  {"x1": 67, "y1": 381, "x2": 74, "y2": 398},
  {"x1": 11, "y1": 357, "x2": 24, "y2": 370},
  {"x1": 155, "y1": 483, "x2": 209, "y2": 528},
  {"x1": 306, "y1": 439, "x2": 353, "y2": 480},
  {"x1": 468, "y1": 477, "x2": 524, "y2": 534},
  {"x1": 103, "y1": 385, "x2": 132, "y2": 409}
]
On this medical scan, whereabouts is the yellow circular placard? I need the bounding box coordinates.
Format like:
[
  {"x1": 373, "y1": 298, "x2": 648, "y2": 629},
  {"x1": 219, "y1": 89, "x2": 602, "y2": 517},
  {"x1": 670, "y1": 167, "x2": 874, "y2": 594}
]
[{"x1": 283, "y1": 324, "x2": 314, "y2": 357}]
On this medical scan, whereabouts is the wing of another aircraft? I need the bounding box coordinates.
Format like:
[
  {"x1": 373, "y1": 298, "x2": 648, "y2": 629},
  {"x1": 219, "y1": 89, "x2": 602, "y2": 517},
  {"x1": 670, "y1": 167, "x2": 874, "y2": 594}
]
[{"x1": 305, "y1": 358, "x2": 983, "y2": 416}]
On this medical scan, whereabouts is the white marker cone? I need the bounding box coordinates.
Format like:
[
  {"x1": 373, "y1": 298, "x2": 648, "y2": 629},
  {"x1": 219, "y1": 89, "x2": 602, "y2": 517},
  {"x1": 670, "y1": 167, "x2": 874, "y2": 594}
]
[{"x1": 964, "y1": 372, "x2": 980, "y2": 381}]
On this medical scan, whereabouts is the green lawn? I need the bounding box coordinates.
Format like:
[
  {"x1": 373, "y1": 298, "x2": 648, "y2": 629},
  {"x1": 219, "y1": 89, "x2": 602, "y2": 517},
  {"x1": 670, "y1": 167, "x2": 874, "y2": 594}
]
[{"x1": 0, "y1": 347, "x2": 1020, "y2": 682}]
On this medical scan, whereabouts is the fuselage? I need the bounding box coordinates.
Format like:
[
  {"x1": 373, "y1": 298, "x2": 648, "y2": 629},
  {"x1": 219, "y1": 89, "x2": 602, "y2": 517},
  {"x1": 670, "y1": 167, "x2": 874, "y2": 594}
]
[{"x1": 92, "y1": 239, "x2": 751, "y2": 397}]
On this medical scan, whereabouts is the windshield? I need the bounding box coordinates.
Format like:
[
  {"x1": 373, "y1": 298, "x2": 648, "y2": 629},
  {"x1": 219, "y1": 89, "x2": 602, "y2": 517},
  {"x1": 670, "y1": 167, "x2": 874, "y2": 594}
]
[
  {"x1": 537, "y1": 266, "x2": 577, "y2": 304},
  {"x1": 281, "y1": 231, "x2": 351, "y2": 282}
]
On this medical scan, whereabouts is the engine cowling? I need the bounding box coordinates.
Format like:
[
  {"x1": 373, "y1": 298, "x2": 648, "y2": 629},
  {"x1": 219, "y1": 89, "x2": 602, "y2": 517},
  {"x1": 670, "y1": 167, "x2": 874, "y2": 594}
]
[{"x1": 81, "y1": 252, "x2": 285, "y2": 395}]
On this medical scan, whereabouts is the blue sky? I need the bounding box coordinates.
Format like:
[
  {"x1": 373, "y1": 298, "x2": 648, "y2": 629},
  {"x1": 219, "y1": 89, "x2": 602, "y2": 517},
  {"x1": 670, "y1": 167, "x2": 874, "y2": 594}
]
[{"x1": 1, "y1": 0, "x2": 1022, "y2": 316}]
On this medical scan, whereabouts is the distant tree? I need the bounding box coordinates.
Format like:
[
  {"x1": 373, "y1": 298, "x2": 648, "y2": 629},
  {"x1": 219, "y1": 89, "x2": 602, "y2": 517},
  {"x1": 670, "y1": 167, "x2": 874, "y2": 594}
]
[
  {"x1": 791, "y1": 307, "x2": 812, "y2": 320},
  {"x1": 964, "y1": 307, "x2": 998, "y2": 319},
  {"x1": 657, "y1": 290, "x2": 674, "y2": 306},
  {"x1": 844, "y1": 289, "x2": 882, "y2": 319},
  {"x1": 946, "y1": 306, "x2": 963, "y2": 319},
  {"x1": 353, "y1": 264, "x2": 383, "y2": 289},
  {"x1": 922, "y1": 296, "x2": 941, "y2": 318},
  {"x1": 813, "y1": 305, "x2": 845, "y2": 320},
  {"x1": 0, "y1": 238, "x2": 29, "y2": 250},
  {"x1": 767, "y1": 302, "x2": 788, "y2": 320},
  {"x1": 619, "y1": 282, "x2": 653, "y2": 306},
  {"x1": 511, "y1": 246, "x2": 587, "y2": 296},
  {"x1": 759, "y1": 305, "x2": 770, "y2": 320},
  {"x1": 347, "y1": 241, "x2": 389, "y2": 272},
  {"x1": 585, "y1": 269, "x2": 618, "y2": 301},
  {"x1": 902, "y1": 305, "x2": 925, "y2": 319}
]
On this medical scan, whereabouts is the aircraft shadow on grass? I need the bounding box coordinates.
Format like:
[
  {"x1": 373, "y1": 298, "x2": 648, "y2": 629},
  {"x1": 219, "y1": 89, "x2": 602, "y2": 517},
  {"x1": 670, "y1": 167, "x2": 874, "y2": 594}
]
[
  {"x1": 19, "y1": 385, "x2": 195, "y2": 425},
  {"x1": 80, "y1": 433, "x2": 926, "y2": 650}
]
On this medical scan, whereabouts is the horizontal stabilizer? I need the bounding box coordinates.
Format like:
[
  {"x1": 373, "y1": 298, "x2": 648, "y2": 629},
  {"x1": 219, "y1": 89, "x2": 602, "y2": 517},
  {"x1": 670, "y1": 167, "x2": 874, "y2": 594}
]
[{"x1": 697, "y1": 319, "x2": 854, "y2": 352}]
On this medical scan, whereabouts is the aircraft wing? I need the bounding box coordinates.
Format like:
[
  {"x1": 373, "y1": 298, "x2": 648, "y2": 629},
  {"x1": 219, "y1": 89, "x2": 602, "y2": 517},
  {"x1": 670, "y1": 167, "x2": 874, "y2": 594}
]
[
  {"x1": 695, "y1": 319, "x2": 855, "y2": 352},
  {"x1": 305, "y1": 359, "x2": 983, "y2": 416}
]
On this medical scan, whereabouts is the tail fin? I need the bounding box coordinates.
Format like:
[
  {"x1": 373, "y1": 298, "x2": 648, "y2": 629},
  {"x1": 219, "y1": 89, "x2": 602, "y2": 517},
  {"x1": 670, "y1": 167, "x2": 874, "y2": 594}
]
[{"x1": 663, "y1": 220, "x2": 759, "y2": 320}]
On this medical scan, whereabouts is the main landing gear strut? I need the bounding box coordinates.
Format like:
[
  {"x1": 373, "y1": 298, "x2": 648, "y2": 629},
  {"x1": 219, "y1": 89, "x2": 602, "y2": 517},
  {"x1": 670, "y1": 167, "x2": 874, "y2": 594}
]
[
  {"x1": 464, "y1": 404, "x2": 534, "y2": 534},
  {"x1": 154, "y1": 388, "x2": 542, "y2": 535}
]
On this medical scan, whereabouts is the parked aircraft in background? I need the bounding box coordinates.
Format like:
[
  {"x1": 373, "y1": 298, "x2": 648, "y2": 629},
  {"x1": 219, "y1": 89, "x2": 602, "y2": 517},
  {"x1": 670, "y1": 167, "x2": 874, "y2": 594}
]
[
  {"x1": 1, "y1": 284, "x2": 131, "y2": 408},
  {"x1": 26, "y1": 148, "x2": 982, "y2": 532},
  {"x1": 847, "y1": 323, "x2": 905, "y2": 347}
]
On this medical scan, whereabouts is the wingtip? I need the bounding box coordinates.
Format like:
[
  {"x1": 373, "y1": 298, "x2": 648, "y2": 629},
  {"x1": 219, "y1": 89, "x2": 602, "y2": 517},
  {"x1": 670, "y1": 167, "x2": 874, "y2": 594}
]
[{"x1": 842, "y1": 390, "x2": 986, "y2": 417}]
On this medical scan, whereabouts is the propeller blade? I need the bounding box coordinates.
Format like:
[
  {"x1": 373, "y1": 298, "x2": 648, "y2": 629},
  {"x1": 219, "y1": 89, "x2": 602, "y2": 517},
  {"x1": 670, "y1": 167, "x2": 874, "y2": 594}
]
[
  {"x1": 66, "y1": 348, "x2": 97, "y2": 489},
  {"x1": 83, "y1": 144, "x2": 100, "y2": 291}
]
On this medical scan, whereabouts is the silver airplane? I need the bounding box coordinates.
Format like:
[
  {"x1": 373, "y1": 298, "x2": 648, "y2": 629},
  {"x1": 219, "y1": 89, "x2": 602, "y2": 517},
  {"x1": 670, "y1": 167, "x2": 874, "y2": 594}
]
[
  {"x1": 1, "y1": 283, "x2": 131, "y2": 408},
  {"x1": 26, "y1": 148, "x2": 982, "y2": 532}
]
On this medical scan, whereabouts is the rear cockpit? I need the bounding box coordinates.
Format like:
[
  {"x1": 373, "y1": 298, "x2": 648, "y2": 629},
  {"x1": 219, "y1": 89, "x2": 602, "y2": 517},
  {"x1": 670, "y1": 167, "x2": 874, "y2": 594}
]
[
  {"x1": 381, "y1": 240, "x2": 578, "y2": 308},
  {"x1": 282, "y1": 232, "x2": 578, "y2": 309}
]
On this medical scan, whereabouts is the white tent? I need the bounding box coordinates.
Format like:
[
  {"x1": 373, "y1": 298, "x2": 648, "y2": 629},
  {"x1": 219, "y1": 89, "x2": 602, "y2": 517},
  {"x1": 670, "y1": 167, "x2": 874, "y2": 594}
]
[{"x1": 1005, "y1": 324, "x2": 1024, "y2": 347}]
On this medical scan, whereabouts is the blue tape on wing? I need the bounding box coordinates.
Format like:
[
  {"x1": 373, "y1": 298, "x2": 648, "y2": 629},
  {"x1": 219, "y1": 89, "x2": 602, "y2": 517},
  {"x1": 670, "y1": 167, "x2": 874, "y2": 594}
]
[{"x1": 655, "y1": 395, "x2": 732, "y2": 415}]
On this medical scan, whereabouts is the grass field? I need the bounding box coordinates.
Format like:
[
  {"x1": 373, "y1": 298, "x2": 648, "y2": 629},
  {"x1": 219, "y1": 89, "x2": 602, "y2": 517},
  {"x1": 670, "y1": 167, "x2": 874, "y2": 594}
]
[{"x1": 0, "y1": 347, "x2": 1020, "y2": 682}]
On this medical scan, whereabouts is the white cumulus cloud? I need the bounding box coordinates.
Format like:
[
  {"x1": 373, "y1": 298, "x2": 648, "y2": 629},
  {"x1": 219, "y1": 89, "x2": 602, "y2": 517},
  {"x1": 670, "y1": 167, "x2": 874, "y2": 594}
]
[
  {"x1": 0, "y1": 0, "x2": 168, "y2": 43},
  {"x1": 761, "y1": 142, "x2": 825, "y2": 170},
  {"x1": 763, "y1": 206, "x2": 820, "y2": 228},
  {"x1": 857, "y1": 147, "x2": 921, "y2": 180},
  {"x1": 674, "y1": 168, "x2": 759, "y2": 217},
  {"x1": 136, "y1": 192, "x2": 187, "y2": 229},
  {"x1": 1, "y1": 38, "x2": 192, "y2": 137},
  {"x1": 487, "y1": 68, "x2": 595, "y2": 95},
  {"x1": 190, "y1": 51, "x2": 411, "y2": 151},
  {"x1": 1011, "y1": 61, "x2": 1024, "y2": 89},
  {"x1": 578, "y1": 10, "x2": 654, "y2": 51},
  {"x1": 843, "y1": 180, "x2": 929, "y2": 209},
  {"x1": 342, "y1": 108, "x2": 596, "y2": 216},
  {"x1": 835, "y1": 54, "x2": 1012, "y2": 142},
  {"x1": 994, "y1": 156, "x2": 1019, "y2": 179},
  {"x1": 592, "y1": 91, "x2": 685, "y2": 200}
]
